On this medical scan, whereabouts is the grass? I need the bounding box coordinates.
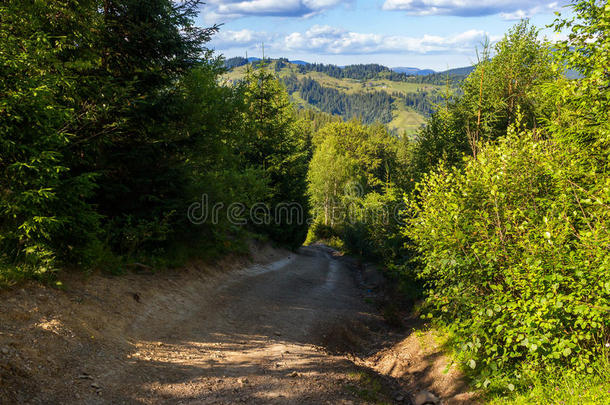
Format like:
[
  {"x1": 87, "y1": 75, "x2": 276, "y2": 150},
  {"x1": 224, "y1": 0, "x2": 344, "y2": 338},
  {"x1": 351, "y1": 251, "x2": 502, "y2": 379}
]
[
  {"x1": 488, "y1": 355, "x2": 610, "y2": 405},
  {"x1": 288, "y1": 90, "x2": 314, "y2": 110},
  {"x1": 0, "y1": 257, "x2": 61, "y2": 289},
  {"x1": 221, "y1": 64, "x2": 250, "y2": 82},
  {"x1": 370, "y1": 78, "x2": 444, "y2": 95},
  {"x1": 411, "y1": 323, "x2": 610, "y2": 404},
  {"x1": 0, "y1": 229, "x2": 258, "y2": 289},
  {"x1": 301, "y1": 71, "x2": 364, "y2": 93},
  {"x1": 388, "y1": 107, "x2": 426, "y2": 136},
  {"x1": 0, "y1": 263, "x2": 31, "y2": 288}
]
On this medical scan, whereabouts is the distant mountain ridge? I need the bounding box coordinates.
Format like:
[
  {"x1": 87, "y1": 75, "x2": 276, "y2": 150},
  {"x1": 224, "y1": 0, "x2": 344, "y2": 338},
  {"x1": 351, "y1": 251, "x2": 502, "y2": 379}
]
[
  {"x1": 225, "y1": 57, "x2": 313, "y2": 69},
  {"x1": 224, "y1": 56, "x2": 473, "y2": 80},
  {"x1": 391, "y1": 67, "x2": 436, "y2": 76}
]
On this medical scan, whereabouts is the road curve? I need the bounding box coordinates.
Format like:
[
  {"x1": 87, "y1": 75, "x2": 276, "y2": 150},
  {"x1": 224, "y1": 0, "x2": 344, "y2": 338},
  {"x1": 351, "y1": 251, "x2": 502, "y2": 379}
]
[{"x1": 106, "y1": 245, "x2": 386, "y2": 404}]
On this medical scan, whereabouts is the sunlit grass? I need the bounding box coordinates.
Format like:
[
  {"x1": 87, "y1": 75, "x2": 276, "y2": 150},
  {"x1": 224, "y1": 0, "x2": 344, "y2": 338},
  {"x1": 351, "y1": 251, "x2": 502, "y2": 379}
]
[
  {"x1": 388, "y1": 108, "x2": 425, "y2": 136},
  {"x1": 489, "y1": 354, "x2": 610, "y2": 405}
]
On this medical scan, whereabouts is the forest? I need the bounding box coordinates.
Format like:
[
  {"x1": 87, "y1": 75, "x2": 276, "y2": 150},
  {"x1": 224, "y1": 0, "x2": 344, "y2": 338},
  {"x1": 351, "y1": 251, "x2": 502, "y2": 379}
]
[
  {"x1": 224, "y1": 56, "x2": 473, "y2": 86},
  {"x1": 0, "y1": 0, "x2": 310, "y2": 283},
  {"x1": 281, "y1": 75, "x2": 443, "y2": 123},
  {"x1": 282, "y1": 75, "x2": 396, "y2": 124},
  {"x1": 304, "y1": 7, "x2": 610, "y2": 403},
  {"x1": 1, "y1": 0, "x2": 608, "y2": 403}
]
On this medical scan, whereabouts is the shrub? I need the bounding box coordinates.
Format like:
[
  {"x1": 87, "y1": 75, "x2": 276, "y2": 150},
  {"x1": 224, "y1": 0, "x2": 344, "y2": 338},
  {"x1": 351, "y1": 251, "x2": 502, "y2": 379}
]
[
  {"x1": 405, "y1": 126, "x2": 610, "y2": 389},
  {"x1": 306, "y1": 221, "x2": 338, "y2": 244}
]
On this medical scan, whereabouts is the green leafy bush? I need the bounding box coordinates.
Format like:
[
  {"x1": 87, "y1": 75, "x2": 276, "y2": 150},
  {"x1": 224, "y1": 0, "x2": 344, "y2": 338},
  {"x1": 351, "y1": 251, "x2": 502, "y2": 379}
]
[{"x1": 406, "y1": 125, "x2": 610, "y2": 389}]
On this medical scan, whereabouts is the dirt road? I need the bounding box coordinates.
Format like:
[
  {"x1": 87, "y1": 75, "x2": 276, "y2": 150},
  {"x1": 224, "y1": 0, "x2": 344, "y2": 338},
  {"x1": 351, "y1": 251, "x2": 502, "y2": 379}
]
[
  {"x1": 114, "y1": 245, "x2": 390, "y2": 404},
  {"x1": 1, "y1": 245, "x2": 393, "y2": 404},
  {"x1": 1, "y1": 244, "x2": 475, "y2": 404}
]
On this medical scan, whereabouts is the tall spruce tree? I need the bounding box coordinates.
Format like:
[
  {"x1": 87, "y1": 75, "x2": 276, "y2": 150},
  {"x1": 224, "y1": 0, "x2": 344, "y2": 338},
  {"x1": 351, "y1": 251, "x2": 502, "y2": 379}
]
[{"x1": 241, "y1": 62, "x2": 310, "y2": 248}]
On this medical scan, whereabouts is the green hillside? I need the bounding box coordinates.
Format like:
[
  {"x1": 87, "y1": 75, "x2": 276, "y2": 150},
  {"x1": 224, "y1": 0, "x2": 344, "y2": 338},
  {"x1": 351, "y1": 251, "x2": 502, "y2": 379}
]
[{"x1": 222, "y1": 59, "x2": 452, "y2": 136}]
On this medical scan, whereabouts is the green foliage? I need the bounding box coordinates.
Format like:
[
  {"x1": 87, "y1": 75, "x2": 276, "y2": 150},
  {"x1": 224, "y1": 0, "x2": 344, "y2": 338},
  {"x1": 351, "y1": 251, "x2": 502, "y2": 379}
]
[
  {"x1": 177, "y1": 64, "x2": 269, "y2": 239},
  {"x1": 402, "y1": 89, "x2": 446, "y2": 117},
  {"x1": 80, "y1": 0, "x2": 220, "y2": 255},
  {"x1": 542, "y1": 0, "x2": 610, "y2": 149},
  {"x1": 0, "y1": 0, "x2": 311, "y2": 282},
  {"x1": 0, "y1": 0, "x2": 102, "y2": 275},
  {"x1": 283, "y1": 76, "x2": 395, "y2": 124},
  {"x1": 412, "y1": 66, "x2": 474, "y2": 85},
  {"x1": 227, "y1": 58, "x2": 443, "y2": 135},
  {"x1": 406, "y1": 125, "x2": 610, "y2": 387},
  {"x1": 308, "y1": 121, "x2": 400, "y2": 224},
  {"x1": 409, "y1": 20, "x2": 556, "y2": 182},
  {"x1": 306, "y1": 120, "x2": 411, "y2": 263},
  {"x1": 2, "y1": 6, "x2": 610, "y2": 405},
  {"x1": 490, "y1": 352, "x2": 610, "y2": 404},
  {"x1": 305, "y1": 221, "x2": 338, "y2": 243},
  {"x1": 397, "y1": 3, "x2": 610, "y2": 398},
  {"x1": 240, "y1": 62, "x2": 311, "y2": 248},
  {"x1": 295, "y1": 108, "x2": 343, "y2": 133},
  {"x1": 297, "y1": 63, "x2": 393, "y2": 81},
  {"x1": 459, "y1": 22, "x2": 555, "y2": 144},
  {"x1": 295, "y1": 61, "x2": 471, "y2": 85}
]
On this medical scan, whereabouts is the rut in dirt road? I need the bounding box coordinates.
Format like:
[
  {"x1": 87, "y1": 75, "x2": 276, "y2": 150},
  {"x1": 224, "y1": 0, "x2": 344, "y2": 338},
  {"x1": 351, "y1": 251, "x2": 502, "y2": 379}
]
[
  {"x1": 101, "y1": 245, "x2": 399, "y2": 404},
  {"x1": 1, "y1": 243, "x2": 475, "y2": 404}
]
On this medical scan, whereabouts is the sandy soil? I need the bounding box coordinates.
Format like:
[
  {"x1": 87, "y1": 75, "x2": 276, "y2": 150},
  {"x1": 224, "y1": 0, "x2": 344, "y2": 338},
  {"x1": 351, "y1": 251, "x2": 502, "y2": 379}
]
[{"x1": 0, "y1": 243, "x2": 476, "y2": 404}]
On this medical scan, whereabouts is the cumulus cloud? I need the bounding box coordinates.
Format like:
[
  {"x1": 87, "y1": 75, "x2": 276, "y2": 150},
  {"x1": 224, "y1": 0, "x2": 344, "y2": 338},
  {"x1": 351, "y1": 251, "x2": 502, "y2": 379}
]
[
  {"x1": 382, "y1": 0, "x2": 567, "y2": 19},
  {"x1": 281, "y1": 25, "x2": 490, "y2": 54},
  {"x1": 211, "y1": 29, "x2": 274, "y2": 49},
  {"x1": 214, "y1": 25, "x2": 494, "y2": 55},
  {"x1": 201, "y1": 0, "x2": 346, "y2": 23}
]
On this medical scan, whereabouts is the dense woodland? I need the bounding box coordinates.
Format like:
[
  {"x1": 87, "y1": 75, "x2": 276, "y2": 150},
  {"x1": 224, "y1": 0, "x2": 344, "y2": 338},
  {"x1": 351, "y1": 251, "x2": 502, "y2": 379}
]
[
  {"x1": 305, "y1": 8, "x2": 610, "y2": 402},
  {"x1": 401, "y1": 89, "x2": 445, "y2": 116},
  {"x1": 1, "y1": 0, "x2": 609, "y2": 403},
  {"x1": 0, "y1": 0, "x2": 309, "y2": 282},
  {"x1": 282, "y1": 75, "x2": 443, "y2": 122},
  {"x1": 297, "y1": 63, "x2": 394, "y2": 81},
  {"x1": 283, "y1": 76, "x2": 395, "y2": 124},
  {"x1": 225, "y1": 57, "x2": 473, "y2": 86},
  {"x1": 412, "y1": 66, "x2": 475, "y2": 85}
]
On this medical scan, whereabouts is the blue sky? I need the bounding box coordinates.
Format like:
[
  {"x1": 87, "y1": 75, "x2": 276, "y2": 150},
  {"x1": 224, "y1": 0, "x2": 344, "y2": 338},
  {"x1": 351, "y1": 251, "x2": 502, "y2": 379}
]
[{"x1": 198, "y1": 1, "x2": 571, "y2": 71}]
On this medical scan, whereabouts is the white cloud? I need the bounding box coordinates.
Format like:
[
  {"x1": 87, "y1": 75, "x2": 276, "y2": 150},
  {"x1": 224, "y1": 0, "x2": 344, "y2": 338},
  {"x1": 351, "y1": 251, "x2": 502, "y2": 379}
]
[
  {"x1": 211, "y1": 29, "x2": 275, "y2": 49},
  {"x1": 202, "y1": 0, "x2": 346, "y2": 23},
  {"x1": 500, "y1": 9, "x2": 529, "y2": 20},
  {"x1": 215, "y1": 25, "x2": 493, "y2": 55},
  {"x1": 282, "y1": 25, "x2": 490, "y2": 54},
  {"x1": 382, "y1": 0, "x2": 567, "y2": 19}
]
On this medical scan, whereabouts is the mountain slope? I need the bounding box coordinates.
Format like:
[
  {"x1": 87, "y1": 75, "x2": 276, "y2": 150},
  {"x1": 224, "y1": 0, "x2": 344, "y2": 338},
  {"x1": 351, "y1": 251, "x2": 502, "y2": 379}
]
[{"x1": 223, "y1": 59, "x2": 460, "y2": 135}]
